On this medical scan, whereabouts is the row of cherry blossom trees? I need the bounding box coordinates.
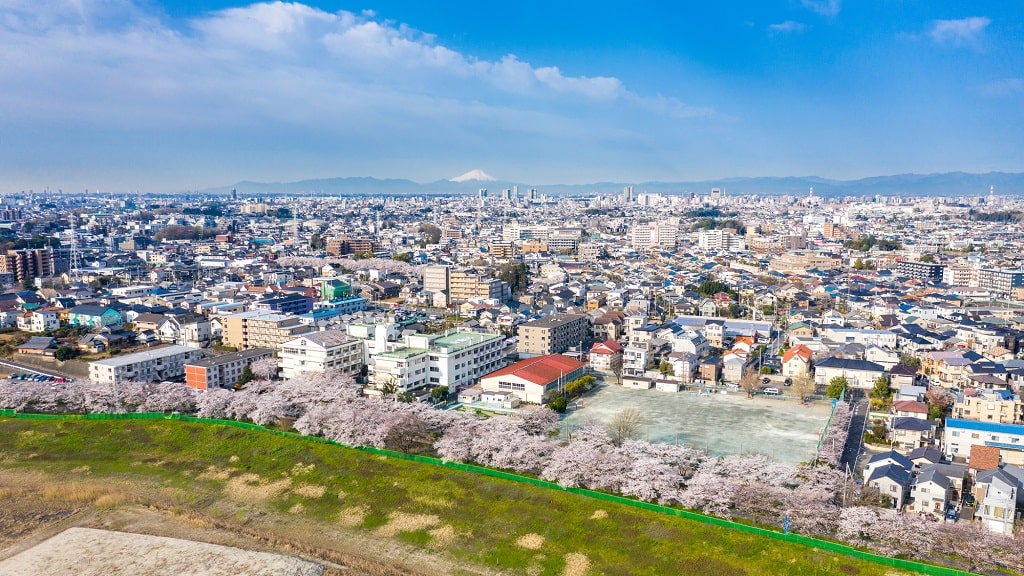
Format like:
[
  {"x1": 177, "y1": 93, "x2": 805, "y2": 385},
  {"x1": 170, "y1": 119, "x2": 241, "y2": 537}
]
[{"x1": 1, "y1": 371, "x2": 1018, "y2": 572}]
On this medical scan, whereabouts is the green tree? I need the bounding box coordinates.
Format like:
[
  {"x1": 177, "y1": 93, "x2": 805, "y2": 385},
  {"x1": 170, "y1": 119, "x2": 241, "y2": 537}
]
[
  {"x1": 236, "y1": 364, "x2": 254, "y2": 388},
  {"x1": 548, "y1": 395, "x2": 567, "y2": 413},
  {"x1": 309, "y1": 233, "x2": 326, "y2": 251},
  {"x1": 430, "y1": 386, "x2": 449, "y2": 402},
  {"x1": 497, "y1": 262, "x2": 529, "y2": 295},
  {"x1": 54, "y1": 346, "x2": 74, "y2": 362},
  {"x1": 919, "y1": 253, "x2": 936, "y2": 263},
  {"x1": 826, "y1": 376, "x2": 848, "y2": 399},
  {"x1": 869, "y1": 376, "x2": 892, "y2": 411},
  {"x1": 659, "y1": 360, "x2": 674, "y2": 376},
  {"x1": 393, "y1": 252, "x2": 412, "y2": 262},
  {"x1": 898, "y1": 353, "x2": 922, "y2": 369},
  {"x1": 419, "y1": 223, "x2": 442, "y2": 244}
]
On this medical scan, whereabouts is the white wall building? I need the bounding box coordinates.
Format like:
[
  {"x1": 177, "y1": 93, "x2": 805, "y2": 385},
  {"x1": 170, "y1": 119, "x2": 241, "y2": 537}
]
[
  {"x1": 369, "y1": 331, "x2": 504, "y2": 394},
  {"x1": 89, "y1": 345, "x2": 201, "y2": 385},
  {"x1": 278, "y1": 330, "x2": 363, "y2": 379}
]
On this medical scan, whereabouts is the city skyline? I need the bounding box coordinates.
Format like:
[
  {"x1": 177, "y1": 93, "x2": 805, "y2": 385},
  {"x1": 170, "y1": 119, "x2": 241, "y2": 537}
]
[{"x1": 1, "y1": 0, "x2": 1022, "y2": 193}]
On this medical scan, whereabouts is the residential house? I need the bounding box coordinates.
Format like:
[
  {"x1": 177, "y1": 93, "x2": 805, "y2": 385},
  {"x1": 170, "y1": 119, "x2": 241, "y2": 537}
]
[
  {"x1": 892, "y1": 400, "x2": 930, "y2": 420},
  {"x1": 88, "y1": 345, "x2": 200, "y2": 384},
  {"x1": 813, "y1": 357, "x2": 886, "y2": 389},
  {"x1": 66, "y1": 304, "x2": 122, "y2": 329},
  {"x1": 909, "y1": 468, "x2": 952, "y2": 519},
  {"x1": 666, "y1": 351, "x2": 699, "y2": 383},
  {"x1": 588, "y1": 339, "x2": 623, "y2": 374},
  {"x1": 890, "y1": 417, "x2": 936, "y2": 450},
  {"x1": 973, "y1": 467, "x2": 1021, "y2": 536},
  {"x1": 16, "y1": 309, "x2": 59, "y2": 333},
  {"x1": 866, "y1": 464, "x2": 911, "y2": 509},
  {"x1": 781, "y1": 344, "x2": 813, "y2": 380}
]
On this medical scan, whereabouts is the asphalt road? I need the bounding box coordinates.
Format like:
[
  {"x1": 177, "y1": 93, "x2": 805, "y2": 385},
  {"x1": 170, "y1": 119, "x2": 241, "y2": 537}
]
[
  {"x1": 840, "y1": 395, "x2": 869, "y2": 474},
  {"x1": 0, "y1": 359, "x2": 74, "y2": 381}
]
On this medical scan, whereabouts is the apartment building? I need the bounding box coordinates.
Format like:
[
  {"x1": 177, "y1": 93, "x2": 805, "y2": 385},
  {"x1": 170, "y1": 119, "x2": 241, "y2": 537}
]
[
  {"x1": 89, "y1": 345, "x2": 201, "y2": 385},
  {"x1": 278, "y1": 329, "x2": 363, "y2": 379},
  {"x1": 953, "y1": 389, "x2": 1023, "y2": 425},
  {"x1": 631, "y1": 219, "x2": 679, "y2": 251},
  {"x1": 184, "y1": 348, "x2": 274, "y2": 390},
  {"x1": 895, "y1": 260, "x2": 946, "y2": 282},
  {"x1": 0, "y1": 248, "x2": 54, "y2": 284},
  {"x1": 977, "y1": 269, "x2": 1024, "y2": 296},
  {"x1": 220, "y1": 310, "x2": 312, "y2": 349},
  {"x1": 518, "y1": 313, "x2": 590, "y2": 357},
  {"x1": 448, "y1": 268, "x2": 510, "y2": 303},
  {"x1": 369, "y1": 331, "x2": 504, "y2": 394}
]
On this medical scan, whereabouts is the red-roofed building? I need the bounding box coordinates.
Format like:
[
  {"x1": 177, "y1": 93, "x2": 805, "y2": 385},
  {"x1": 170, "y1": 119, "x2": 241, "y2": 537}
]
[
  {"x1": 589, "y1": 339, "x2": 623, "y2": 374},
  {"x1": 892, "y1": 400, "x2": 930, "y2": 420},
  {"x1": 781, "y1": 344, "x2": 814, "y2": 379},
  {"x1": 479, "y1": 354, "x2": 587, "y2": 404}
]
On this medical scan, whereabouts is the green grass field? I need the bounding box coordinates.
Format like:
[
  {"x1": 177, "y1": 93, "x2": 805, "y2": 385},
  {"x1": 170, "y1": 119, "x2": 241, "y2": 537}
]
[{"x1": 0, "y1": 417, "x2": 907, "y2": 576}]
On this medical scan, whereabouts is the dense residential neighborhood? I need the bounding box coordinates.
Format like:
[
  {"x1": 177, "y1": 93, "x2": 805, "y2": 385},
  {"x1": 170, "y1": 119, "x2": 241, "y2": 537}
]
[{"x1": 2, "y1": 186, "x2": 1024, "y2": 571}]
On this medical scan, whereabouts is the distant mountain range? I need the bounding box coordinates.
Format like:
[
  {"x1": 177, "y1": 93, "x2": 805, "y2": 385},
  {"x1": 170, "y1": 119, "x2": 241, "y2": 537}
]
[{"x1": 205, "y1": 171, "x2": 1024, "y2": 198}]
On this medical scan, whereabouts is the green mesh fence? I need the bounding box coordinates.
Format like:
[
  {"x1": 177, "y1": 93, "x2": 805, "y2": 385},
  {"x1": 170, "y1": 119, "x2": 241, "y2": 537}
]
[{"x1": 0, "y1": 410, "x2": 976, "y2": 576}]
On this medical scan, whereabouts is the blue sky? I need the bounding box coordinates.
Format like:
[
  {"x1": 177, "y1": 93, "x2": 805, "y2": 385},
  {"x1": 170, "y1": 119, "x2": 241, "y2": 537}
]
[{"x1": 1, "y1": 0, "x2": 1022, "y2": 192}]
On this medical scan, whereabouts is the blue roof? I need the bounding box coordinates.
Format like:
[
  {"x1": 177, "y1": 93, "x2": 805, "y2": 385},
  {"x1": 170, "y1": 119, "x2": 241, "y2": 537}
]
[{"x1": 946, "y1": 418, "x2": 1024, "y2": 435}]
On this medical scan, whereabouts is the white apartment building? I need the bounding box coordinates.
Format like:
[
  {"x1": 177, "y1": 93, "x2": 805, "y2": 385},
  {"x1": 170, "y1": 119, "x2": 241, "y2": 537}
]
[
  {"x1": 369, "y1": 331, "x2": 504, "y2": 394},
  {"x1": 697, "y1": 229, "x2": 746, "y2": 251},
  {"x1": 278, "y1": 330, "x2": 363, "y2": 379},
  {"x1": 89, "y1": 345, "x2": 201, "y2": 385},
  {"x1": 630, "y1": 219, "x2": 679, "y2": 251}
]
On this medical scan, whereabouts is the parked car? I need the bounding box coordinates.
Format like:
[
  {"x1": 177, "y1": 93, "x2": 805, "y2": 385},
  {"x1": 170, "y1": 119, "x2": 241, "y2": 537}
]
[
  {"x1": 784, "y1": 377, "x2": 792, "y2": 386},
  {"x1": 763, "y1": 387, "x2": 781, "y2": 395},
  {"x1": 761, "y1": 377, "x2": 771, "y2": 385}
]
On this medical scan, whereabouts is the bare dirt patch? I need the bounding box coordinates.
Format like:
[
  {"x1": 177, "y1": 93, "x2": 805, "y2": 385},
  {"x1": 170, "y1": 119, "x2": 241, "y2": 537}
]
[
  {"x1": 0, "y1": 527, "x2": 323, "y2": 576},
  {"x1": 563, "y1": 552, "x2": 590, "y2": 576},
  {"x1": 224, "y1": 473, "x2": 291, "y2": 504},
  {"x1": 376, "y1": 512, "x2": 441, "y2": 538},
  {"x1": 516, "y1": 533, "x2": 545, "y2": 550}
]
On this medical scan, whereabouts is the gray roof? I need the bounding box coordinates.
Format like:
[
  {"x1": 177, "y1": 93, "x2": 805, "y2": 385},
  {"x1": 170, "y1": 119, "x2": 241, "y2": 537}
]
[
  {"x1": 90, "y1": 345, "x2": 198, "y2": 367},
  {"x1": 868, "y1": 463, "x2": 911, "y2": 486},
  {"x1": 815, "y1": 357, "x2": 885, "y2": 372},
  {"x1": 916, "y1": 468, "x2": 951, "y2": 490},
  {"x1": 867, "y1": 450, "x2": 913, "y2": 470},
  {"x1": 188, "y1": 348, "x2": 274, "y2": 368}
]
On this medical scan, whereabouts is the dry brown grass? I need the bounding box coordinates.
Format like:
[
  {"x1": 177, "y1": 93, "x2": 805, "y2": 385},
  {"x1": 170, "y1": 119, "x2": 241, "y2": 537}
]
[
  {"x1": 93, "y1": 493, "x2": 128, "y2": 509},
  {"x1": 224, "y1": 473, "x2": 291, "y2": 504},
  {"x1": 40, "y1": 482, "x2": 117, "y2": 505},
  {"x1": 292, "y1": 484, "x2": 326, "y2": 499},
  {"x1": 411, "y1": 495, "x2": 453, "y2": 509},
  {"x1": 562, "y1": 552, "x2": 590, "y2": 576},
  {"x1": 288, "y1": 503, "x2": 305, "y2": 515},
  {"x1": 516, "y1": 533, "x2": 545, "y2": 550},
  {"x1": 426, "y1": 525, "x2": 456, "y2": 549},
  {"x1": 198, "y1": 467, "x2": 233, "y2": 481},
  {"x1": 337, "y1": 505, "x2": 368, "y2": 528},
  {"x1": 589, "y1": 510, "x2": 608, "y2": 520},
  {"x1": 375, "y1": 512, "x2": 440, "y2": 538}
]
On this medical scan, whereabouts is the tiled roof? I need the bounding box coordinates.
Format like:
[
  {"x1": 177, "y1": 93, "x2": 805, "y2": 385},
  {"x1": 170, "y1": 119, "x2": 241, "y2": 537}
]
[{"x1": 482, "y1": 354, "x2": 586, "y2": 386}]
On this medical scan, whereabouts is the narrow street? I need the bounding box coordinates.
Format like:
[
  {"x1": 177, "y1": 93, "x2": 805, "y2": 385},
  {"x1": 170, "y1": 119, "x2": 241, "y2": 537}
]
[{"x1": 840, "y1": 395, "x2": 869, "y2": 475}]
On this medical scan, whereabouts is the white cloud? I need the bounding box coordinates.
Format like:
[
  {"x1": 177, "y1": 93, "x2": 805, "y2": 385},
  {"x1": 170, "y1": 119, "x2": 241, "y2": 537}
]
[
  {"x1": 929, "y1": 16, "x2": 990, "y2": 45},
  {"x1": 801, "y1": 0, "x2": 841, "y2": 17},
  {"x1": 769, "y1": 21, "x2": 806, "y2": 34},
  {"x1": 0, "y1": 0, "x2": 716, "y2": 189}
]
